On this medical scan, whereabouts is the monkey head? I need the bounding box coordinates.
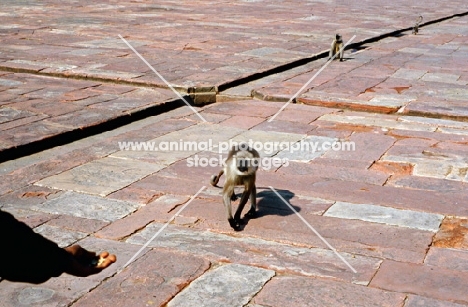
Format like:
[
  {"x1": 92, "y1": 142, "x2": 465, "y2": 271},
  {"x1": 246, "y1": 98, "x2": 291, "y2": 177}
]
[{"x1": 229, "y1": 144, "x2": 260, "y2": 176}]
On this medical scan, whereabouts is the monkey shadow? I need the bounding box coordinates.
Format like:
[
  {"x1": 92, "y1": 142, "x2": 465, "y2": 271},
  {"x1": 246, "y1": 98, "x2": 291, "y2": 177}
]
[{"x1": 234, "y1": 188, "x2": 300, "y2": 230}]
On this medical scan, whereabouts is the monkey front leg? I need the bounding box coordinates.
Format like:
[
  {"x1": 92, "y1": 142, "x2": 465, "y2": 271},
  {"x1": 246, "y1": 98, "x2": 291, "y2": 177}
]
[
  {"x1": 223, "y1": 186, "x2": 240, "y2": 231},
  {"x1": 234, "y1": 189, "x2": 250, "y2": 222}
]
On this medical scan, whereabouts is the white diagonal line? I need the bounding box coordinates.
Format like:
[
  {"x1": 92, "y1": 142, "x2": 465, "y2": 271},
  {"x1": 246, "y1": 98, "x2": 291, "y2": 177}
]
[
  {"x1": 120, "y1": 186, "x2": 206, "y2": 270},
  {"x1": 118, "y1": 34, "x2": 207, "y2": 122},
  {"x1": 268, "y1": 35, "x2": 356, "y2": 122},
  {"x1": 269, "y1": 186, "x2": 358, "y2": 273}
]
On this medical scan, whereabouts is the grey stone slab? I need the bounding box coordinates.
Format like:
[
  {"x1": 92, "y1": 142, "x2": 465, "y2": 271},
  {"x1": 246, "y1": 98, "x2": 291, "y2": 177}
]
[
  {"x1": 399, "y1": 47, "x2": 430, "y2": 54},
  {"x1": 0, "y1": 78, "x2": 23, "y2": 87},
  {"x1": 35, "y1": 156, "x2": 164, "y2": 196},
  {"x1": 32, "y1": 191, "x2": 139, "y2": 222},
  {"x1": 127, "y1": 223, "x2": 380, "y2": 285},
  {"x1": 398, "y1": 116, "x2": 468, "y2": 130},
  {"x1": 110, "y1": 149, "x2": 192, "y2": 165},
  {"x1": 275, "y1": 135, "x2": 338, "y2": 161},
  {"x1": 167, "y1": 264, "x2": 274, "y2": 307},
  {"x1": 319, "y1": 114, "x2": 436, "y2": 132},
  {"x1": 437, "y1": 88, "x2": 468, "y2": 101},
  {"x1": 368, "y1": 94, "x2": 415, "y2": 107},
  {"x1": 231, "y1": 130, "x2": 305, "y2": 157},
  {"x1": 33, "y1": 224, "x2": 87, "y2": 248},
  {"x1": 422, "y1": 73, "x2": 462, "y2": 84},
  {"x1": 148, "y1": 122, "x2": 245, "y2": 155},
  {"x1": 253, "y1": 276, "x2": 405, "y2": 307},
  {"x1": 411, "y1": 160, "x2": 468, "y2": 182},
  {"x1": 437, "y1": 127, "x2": 468, "y2": 136},
  {"x1": 324, "y1": 201, "x2": 443, "y2": 232},
  {"x1": 391, "y1": 68, "x2": 427, "y2": 80},
  {"x1": 241, "y1": 47, "x2": 289, "y2": 57},
  {"x1": 0, "y1": 107, "x2": 36, "y2": 124},
  {"x1": 405, "y1": 295, "x2": 467, "y2": 307}
]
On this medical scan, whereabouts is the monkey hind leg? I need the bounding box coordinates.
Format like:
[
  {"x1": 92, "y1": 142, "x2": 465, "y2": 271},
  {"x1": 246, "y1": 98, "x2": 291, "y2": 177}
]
[{"x1": 244, "y1": 185, "x2": 257, "y2": 219}]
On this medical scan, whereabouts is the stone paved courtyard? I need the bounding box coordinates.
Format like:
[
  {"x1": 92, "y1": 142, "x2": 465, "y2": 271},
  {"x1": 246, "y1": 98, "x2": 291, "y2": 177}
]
[{"x1": 1, "y1": 1, "x2": 468, "y2": 306}]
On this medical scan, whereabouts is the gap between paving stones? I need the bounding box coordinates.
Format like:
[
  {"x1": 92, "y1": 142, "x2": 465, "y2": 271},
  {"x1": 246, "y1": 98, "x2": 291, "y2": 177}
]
[{"x1": 0, "y1": 97, "x2": 186, "y2": 164}]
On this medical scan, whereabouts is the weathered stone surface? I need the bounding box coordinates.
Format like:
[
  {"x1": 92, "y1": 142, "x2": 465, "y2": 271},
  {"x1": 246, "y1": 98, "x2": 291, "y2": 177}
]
[
  {"x1": 399, "y1": 115, "x2": 468, "y2": 130},
  {"x1": 202, "y1": 100, "x2": 279, "y2": 118},
  {"x1": 111, "y1": 174, "x2": 206, "y2": 204},
  {"x1": 168, "y1": 264, "x2": 274, "y2": 307},
  {"x1": 252, "y1": 276, "x2": 405, "y2": 307},
  {"x1": 110, "y1": 149, "x2": 193, "y2": 165},
  {"x1": 35, "y1": 156, "x2": 164, "y2": 196},
  {"x1": 370, "y1": 260, "x2": 468, "y2": 304},
  {"x1": 96, "y1": 194, "x2": 189, "y2": 240},
  {"x1": 388, "y1": 175, "x2": 466, "y2": 192},
  {"x1": 405, "y1": 295, "x2": 467, "y2": 307},
  {"x1": 412, "y1": 160, "x2": 468, "y2": 182},
  {"x1": 276, "y1": 178, "x2": 468, "y2": 217},
  {"x1": 425, "y1": 247, "x2": 468, "y2": 272},
  {"x1": 231, "y1": 129, "x2": 305, "y2": 157},
  {"x1": 0, "y1": 205, "x2": 56, "y2": 228},
  {"x1": 46, "y1": 214, "x2": 109, "y2": 234},
  {"x1": 324, "y1": 201, "x2": 443, "y2": 232},
  {"x1": 278, "y1": 162, "x2": 389, "y2": 185},
  {"x1": 251, "y1": 119, "x2": 316, "y2": 134},
  {"x1": 32, "y1": 191, "x2": 140, "y2": 222},
  {"x1": 219, "y1": 115, "x2": 265, "y2": 130},
  {"x1": 323, "y1": 132, "x2": 396, "y2": 166},
  {"x1": 433, "y1": 217, "x2": 468, "y2": 249},
  {"x1": 33, "y1": 224, "x2": 87, "y2": 248},
  {"x1": 275, "y1": 135, "x2": 337, "y2": 161},
  {"x1": 391, "y1": 68, "x2": 427, "y2": 80},
  {"x1": 147, "y1": 122, "x2": 244, "y2": 153},
  {"x1": 319, "y1": 113, "x2": 435, "y2": 132},
  {"x1": 421, "y1": 72, "x2": 462, "y2": 84},
  {"x1": 74, "y1": 248, "x2": 210, "y2": 307},
  {"x1": 128, "y1": 222, "x2": 381, "y2": 284}
]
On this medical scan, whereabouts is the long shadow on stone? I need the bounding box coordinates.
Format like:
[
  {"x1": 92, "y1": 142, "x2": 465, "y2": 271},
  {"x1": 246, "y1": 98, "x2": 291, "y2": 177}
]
[{"x1": 235, "y1": 188, "x2": 299, "y2": 231}]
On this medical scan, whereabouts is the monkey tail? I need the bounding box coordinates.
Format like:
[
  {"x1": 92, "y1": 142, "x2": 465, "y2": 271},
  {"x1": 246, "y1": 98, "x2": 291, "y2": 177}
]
[{"x1": 210, "y1": 170, "x2": 224, "y2": 187}]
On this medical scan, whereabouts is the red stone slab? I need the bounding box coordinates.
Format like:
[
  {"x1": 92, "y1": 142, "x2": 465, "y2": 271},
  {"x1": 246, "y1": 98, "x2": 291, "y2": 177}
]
[
  {"x1": 219, "y1": 115, "x2": 265, "y2": 130},
  {"x1": 253, "y1": 276, "x2": 405, "y2": 307},
  {"x1": 370, "y1": 260, "x2": 468, "y2": 304},
  {"x1": 405, "y1": 295, "x2": 467, "y2": 307},
  {"x1": 204, "y1": 100, "x2": 279, "y2": 118},
  {"x1": 425, "y1": 247, "x2": 468, "y2": 272},
  {"x1": 47, "y1": 215, "x2": 109, "y2": 234},
  {"x1": 323, "y1": 132, "x2": 396, "y2": 166},
  {"x1": 251, "y1": 119, "x2": 316, "y2": 134},
  {"x1": 278, "y1": 161, "x2": 389, "y2": 185},
  {"x1": 73, "y1": 248, "x2": 210, "y2": 307}
]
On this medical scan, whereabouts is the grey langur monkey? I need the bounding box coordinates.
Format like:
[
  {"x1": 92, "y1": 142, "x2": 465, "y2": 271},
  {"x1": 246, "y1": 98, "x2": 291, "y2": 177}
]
[
  {"x1": 412, "y1": 15, "x2": 423, "y2": 35},
  {"x1": 210, "y1": 144, "x2": 260, "y2": 231},
  {"x1": 329, "y1": 33, "x2": 344, "y2": 62}
]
